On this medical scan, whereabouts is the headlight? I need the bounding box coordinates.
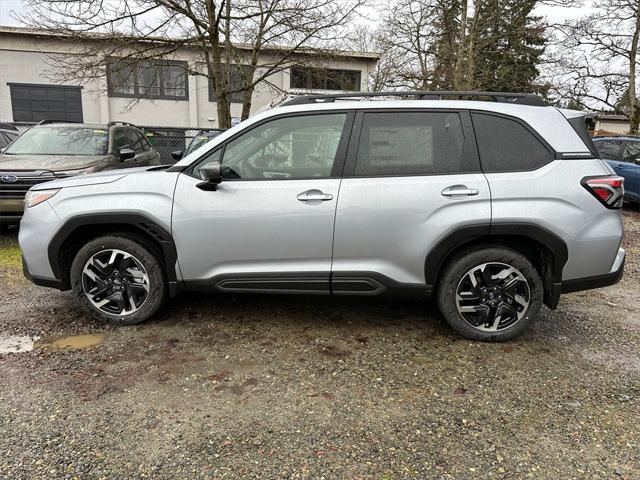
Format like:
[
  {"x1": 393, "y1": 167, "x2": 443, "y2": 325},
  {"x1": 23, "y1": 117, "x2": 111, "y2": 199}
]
[{"x1": 25, "y1": 189, "x2": 60, "y2": 208}]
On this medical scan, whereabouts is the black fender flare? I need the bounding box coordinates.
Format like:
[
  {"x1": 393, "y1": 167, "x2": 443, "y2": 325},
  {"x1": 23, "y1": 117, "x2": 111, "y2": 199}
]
[
  {"x1": 48, "y1": 212, "x2": 179, "y2": 295},
  {"x1": 424, "y1": 222, "x2": 568, "y2": 288}
]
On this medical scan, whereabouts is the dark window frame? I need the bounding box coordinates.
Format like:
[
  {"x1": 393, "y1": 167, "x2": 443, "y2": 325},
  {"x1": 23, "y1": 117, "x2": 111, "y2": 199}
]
[
  {"x1": 290, "y1": 66, "x2": 362, "y2": 92},
  {"x1": 470, "y1": 110, "x2": 555, "y2": 173},
  {"x1": 186, "y1": 110, "x2": 356, "y2": 181},
  {"x1": 106, "y1": 59, "x2": 189, "y2": 101},
  {"x1": 208, "y1": 64, "x2": 252, "y2": 104}
]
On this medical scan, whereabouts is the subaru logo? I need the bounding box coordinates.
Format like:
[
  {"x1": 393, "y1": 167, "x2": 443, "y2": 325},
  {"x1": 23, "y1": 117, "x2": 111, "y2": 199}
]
[{"x1": 1, "y1": 174, "x2": 18, "y2": 184}]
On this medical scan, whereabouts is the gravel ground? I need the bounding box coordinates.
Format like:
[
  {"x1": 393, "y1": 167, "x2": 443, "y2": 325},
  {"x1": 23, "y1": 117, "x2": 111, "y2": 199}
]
[{"x1": 0, "y1": 211, "x2": 639, "y2": 479}]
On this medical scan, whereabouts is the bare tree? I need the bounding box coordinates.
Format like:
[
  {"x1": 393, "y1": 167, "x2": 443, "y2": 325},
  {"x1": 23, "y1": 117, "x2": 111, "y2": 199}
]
[
  {"x1": 21, "y1": 0, "x2": 368, "y2": 128},
  {"x1": 551, "y1": 0, "x2": 640, "y2": 132},
  {"x1": 374, "y1": 0, "x2": 547, "y2": 92}
]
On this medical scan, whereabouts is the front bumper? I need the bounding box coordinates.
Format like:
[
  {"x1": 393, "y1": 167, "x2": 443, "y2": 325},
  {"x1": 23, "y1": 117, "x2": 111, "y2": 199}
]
[{"x1": 22, "y1": 256, "x2": 67, "y2": 290}]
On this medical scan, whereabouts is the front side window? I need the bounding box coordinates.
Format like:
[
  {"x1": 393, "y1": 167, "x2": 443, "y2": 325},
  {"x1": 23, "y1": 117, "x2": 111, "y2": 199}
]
[
  {"x1": 194, "y1": 114, "x2": 347, "y2": 180},
  {"x1": 112, "y1": 129, "x2": 130, "y2": 153},
  {"x1": 472, "y1": 113, "x2": 552, "y2": 172},
  {"x1": 3, "y1": 127, "x2": 109, "y2": 156},
  {"x1": 354, "y1": 112, "x2": 465, "y2": 176},
  {"x1": 107, "y1": 60, "x2": 188, "y2": 100}
]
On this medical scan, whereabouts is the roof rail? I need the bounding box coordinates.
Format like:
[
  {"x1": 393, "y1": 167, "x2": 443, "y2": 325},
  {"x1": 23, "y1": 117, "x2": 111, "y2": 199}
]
[
  {"x1": 281, "y1": 91, "x2": 545, "y2": 107},
  {"x1": 106, "y1": 121, "x2": 137, "y2": 127}
]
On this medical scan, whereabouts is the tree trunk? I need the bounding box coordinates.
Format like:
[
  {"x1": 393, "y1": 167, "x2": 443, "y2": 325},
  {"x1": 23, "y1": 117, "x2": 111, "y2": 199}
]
[
  {"x1": 216, "y1": 95, "x2": 232, "y2": 129},
  {"x1": 628, "y1": 7, "x2": 640, "y2": 134},
  {"x1": 453, "y1": 0, "x2": 468, "y2": 90}
]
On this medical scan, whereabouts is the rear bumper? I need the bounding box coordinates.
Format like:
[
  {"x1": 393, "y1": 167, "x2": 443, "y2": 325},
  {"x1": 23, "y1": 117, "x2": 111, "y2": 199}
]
[
  {"x1": 561, "y1": 252, "x2": 625, "y2": 294},
  {"x1": 548, "y1": 248, "x2": 625, "y2": 308}
]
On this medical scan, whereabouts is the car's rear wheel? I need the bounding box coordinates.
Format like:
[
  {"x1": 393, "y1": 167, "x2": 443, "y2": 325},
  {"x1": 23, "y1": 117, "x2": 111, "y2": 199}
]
[
  {"x1": 70, "y1": 234, "x2": 167, "y2": 325},
  {"x1": 436, "y1": 247, "x2": 543, "y2": 341}
]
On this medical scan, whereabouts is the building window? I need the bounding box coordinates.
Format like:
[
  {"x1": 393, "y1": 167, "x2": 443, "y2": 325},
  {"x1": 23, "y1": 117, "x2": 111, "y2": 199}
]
[
  {"x1": 107, "y1": 60, "x2": 188, "y2": 100},
  {"x1": 209, "y1": 64, "x2": 252, "y2": 103},
  {"x1": 290, "y1": 66, "x2": 361, "y2": 91}
]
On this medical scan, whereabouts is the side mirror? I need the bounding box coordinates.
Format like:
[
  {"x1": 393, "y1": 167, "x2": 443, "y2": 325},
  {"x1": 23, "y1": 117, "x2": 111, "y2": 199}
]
[
  {"x1": 197, "y1": 162, "x2": 222, "y2": 191},
  {"x1": 171, "y1": 150, "x2": 183, "y2": 161},
  {"x1": 119, "y1": 148, "x2": 135, "y2": 161},
  {"x1": 0, "y1": 148, "x2": 5, "y2": 154}
]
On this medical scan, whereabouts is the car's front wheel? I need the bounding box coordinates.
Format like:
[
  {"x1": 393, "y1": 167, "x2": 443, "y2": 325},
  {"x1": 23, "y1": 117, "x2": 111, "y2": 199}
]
[
  {"x1": 436, "y1": 247, "x2": 543, "y2": 341},
  {"x1": 70, "y1": 234, "x2": 167, "y2": 325}
]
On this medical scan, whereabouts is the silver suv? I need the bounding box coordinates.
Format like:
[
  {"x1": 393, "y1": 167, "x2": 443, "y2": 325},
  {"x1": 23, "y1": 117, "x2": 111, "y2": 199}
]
[{"x1": 18, "y1": 92, "x2": 626, "y2": 341}]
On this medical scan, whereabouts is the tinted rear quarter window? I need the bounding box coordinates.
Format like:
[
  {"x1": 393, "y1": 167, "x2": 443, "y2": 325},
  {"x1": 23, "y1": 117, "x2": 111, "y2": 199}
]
[
  {"x1": 471, "y1": 112, "x2": 552, "y2": 172},
  {"x1": 354, "y1": 111, "x2": 466, "y2": 176}
]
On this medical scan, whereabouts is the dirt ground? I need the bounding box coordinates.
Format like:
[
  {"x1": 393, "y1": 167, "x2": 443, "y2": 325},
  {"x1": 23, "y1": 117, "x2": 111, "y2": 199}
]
[{"x1": 0, "y1": 212, "x2": 639, "y2": 480}]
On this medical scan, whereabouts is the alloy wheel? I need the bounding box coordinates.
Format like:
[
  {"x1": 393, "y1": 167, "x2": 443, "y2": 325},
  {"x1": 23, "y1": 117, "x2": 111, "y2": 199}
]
[
  {"x1": 455, "y1": 262, "x2": 530, "y2": 332},
  {"x1": 81, "y1": 249, "x2": 150, "y2": 316}
]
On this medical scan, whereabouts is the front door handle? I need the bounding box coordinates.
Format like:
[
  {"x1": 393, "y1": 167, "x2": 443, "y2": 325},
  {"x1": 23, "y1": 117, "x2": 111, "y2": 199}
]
[
  {"x1": 297, "y1": 189, "x2": 333, "y2": 202},
  {"x1": 441, "y1": 185, "x2": 480, "y2": 197}
]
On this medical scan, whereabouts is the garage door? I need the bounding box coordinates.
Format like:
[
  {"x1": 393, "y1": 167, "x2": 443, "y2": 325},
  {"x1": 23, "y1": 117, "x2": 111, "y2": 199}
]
[{"x1": 8, "y1": 83, "x2": 83, "y2": 123}]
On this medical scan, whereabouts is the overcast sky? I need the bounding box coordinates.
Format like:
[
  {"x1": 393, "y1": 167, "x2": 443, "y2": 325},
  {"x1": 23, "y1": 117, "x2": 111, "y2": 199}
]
[{"x1": 1, "y1": 0, "x2": 594, "y2": 30}]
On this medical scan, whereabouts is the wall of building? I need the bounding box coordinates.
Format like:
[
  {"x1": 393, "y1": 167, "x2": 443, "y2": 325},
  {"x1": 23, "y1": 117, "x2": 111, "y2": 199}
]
[
  {"x1": 0, "y1": 29, "x2": 377, "y2": 128},
  {"x1": 594, "y1": 120, "x2": 631, "y2": 135}
]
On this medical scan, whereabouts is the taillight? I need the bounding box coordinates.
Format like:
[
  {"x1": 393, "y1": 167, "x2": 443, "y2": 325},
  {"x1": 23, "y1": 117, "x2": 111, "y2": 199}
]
[{"x1": 582, "y1": 176, "x2": 624, "y2": 209}]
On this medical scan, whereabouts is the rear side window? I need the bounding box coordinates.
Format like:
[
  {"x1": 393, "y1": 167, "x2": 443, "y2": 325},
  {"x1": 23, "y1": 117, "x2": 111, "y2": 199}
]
[
  {"x1": 354, "y1": 112, "x2": 465, "y2": 176},
  {"x1": 595, "y1": 140, "x2": 622, "y2": 160},
  {"x1": 472, "y1": 113, "x2": 552, "y2": 172}
]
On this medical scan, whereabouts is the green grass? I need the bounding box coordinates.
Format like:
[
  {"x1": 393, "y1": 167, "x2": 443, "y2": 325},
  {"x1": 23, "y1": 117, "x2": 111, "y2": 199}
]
[{"x1": 0, "y1": 245, "x2": 22, "y2": 269}]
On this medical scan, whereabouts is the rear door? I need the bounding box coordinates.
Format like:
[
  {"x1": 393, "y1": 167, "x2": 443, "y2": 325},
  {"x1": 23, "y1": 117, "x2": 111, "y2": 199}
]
[{"x1": 332, "y1": 109, "x2": 491, "y2": 291}]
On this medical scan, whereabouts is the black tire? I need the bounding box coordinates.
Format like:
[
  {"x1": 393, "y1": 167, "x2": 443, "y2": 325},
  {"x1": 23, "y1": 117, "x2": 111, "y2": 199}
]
[
  {"x1": 70, "y1": 233, "x2": 167, "y2": 325},
  {"x1": 436, "y1": 246, "x2": 543, "y2": 342}
]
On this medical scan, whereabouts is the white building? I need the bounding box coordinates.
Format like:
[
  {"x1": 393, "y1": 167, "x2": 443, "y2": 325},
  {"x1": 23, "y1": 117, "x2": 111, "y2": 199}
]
[{"x1": 0, "y1": 26, "x2": 379, "y2": 128}]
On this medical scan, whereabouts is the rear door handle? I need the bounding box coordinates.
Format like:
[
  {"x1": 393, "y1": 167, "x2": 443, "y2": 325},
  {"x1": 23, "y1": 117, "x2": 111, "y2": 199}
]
[
  {"x1": 441, "y1": 185, "x2": 480, "y2": 197},
  {"x1": 297, "y1": 189, "x2": 333, "y2": 202}
]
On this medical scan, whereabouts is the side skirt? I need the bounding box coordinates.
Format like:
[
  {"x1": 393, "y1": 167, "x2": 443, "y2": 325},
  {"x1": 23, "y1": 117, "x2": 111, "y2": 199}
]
[{"x1": 182, "y1": 271, "x2": 431, "y2": 297}]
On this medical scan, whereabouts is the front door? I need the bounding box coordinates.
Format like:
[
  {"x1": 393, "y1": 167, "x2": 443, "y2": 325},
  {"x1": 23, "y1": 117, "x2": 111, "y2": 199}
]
[{"x1": 172, "y1": 112, "x2": 352, "y2": 293}]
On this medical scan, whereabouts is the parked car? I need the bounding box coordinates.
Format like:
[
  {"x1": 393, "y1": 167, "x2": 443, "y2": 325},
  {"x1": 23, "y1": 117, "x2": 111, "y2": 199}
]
[
  {"x1": 19, "y1": 92, "x2": 625, "y2": 341},
  {"x1": 593, "y1": 136, "x2": 640, "y2": 206},
  {"x1": 171, "y1": 130, "x2": 225, "y2": 161},
  {"x1": 0, "y1": 128, "x2": 19, "y2": 149},
  {"x1": 0, "y1": 121, "x2": 160, "y2": 226}
]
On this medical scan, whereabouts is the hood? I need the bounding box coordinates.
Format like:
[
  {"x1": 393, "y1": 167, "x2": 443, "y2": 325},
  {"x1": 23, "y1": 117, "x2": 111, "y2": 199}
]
[
  {"x1": 30, "y1": 165, "x2": 169, "y2": 190},
  {"x1": 0, "y1": 154, "x2": 110, "y2": 171}
]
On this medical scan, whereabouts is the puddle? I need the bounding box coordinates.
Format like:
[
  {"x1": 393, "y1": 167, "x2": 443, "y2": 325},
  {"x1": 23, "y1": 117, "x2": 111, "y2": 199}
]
[
  {"x1": 0, "y1": 335, "x2": 38, "y2": 354},
  {"x1": 0, "y1": 333, "x2": 107, "y2": 354}
]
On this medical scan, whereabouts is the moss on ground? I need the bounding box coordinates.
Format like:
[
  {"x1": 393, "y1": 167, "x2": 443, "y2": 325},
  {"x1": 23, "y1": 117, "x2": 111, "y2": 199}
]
[{"x1": 0, "y1": 245, "x2": 22, "y2": 269}]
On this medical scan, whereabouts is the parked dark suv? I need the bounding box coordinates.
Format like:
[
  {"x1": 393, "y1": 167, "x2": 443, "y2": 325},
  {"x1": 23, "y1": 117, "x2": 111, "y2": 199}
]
[{"x1": 0, "y1": 121, "x2": 160, "y2": 226}]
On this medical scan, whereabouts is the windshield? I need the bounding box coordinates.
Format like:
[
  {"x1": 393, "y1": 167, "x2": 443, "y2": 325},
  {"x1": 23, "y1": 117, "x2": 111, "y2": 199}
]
[{"x1": 4, "y1": 127, "x2": 109, "y2": 155}]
